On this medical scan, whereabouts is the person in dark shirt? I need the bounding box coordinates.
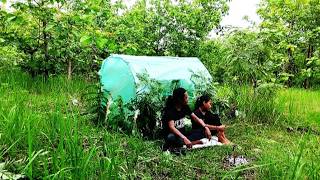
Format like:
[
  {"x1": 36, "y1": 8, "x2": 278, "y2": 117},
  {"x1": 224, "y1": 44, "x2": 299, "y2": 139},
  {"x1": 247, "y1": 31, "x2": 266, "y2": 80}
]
[
  {"x1": 162, "y1": 88, "x2": 211, "y2": 150},
  {"x1": 193, "y1": 94, "x2": 231, "y2": 145}
]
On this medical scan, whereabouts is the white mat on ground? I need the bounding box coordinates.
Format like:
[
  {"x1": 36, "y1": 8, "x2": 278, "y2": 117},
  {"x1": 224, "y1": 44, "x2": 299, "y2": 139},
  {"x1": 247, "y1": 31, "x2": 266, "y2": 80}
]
[{"x1": 184, "y1": 136, "x2": 222, "y2": 149}]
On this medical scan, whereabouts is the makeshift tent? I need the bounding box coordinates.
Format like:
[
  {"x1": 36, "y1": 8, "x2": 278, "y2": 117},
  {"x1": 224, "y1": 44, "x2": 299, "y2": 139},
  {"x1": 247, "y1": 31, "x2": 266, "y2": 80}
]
[{"x1": 98, "y1": 54, "x2": 212, "y2": 103}]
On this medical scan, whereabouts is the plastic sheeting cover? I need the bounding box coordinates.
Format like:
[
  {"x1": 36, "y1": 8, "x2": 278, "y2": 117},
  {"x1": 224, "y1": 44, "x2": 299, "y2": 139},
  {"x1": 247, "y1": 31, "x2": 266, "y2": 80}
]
[{"x1": 99, "y1": 54, "x2": 212, "y2": 103}]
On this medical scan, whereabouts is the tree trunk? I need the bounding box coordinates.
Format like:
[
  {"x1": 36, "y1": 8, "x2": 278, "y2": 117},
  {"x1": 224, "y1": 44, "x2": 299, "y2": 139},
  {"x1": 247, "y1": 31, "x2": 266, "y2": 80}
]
[
  {"x1": 286, "y1": 48, "x2": 295, "y2": 87},
  {"x1": 30, "y1": 52, "x2": 36, "y2": 78},
  {"x1": 286, "y1": 22, "x2": 296, "y2": 87},
  {"x1": 303, "y1": 44, "x2": 313, "y2": 89},
  {"x1": 68, "y1": 59, "x2": 72, "y2": 80},
  {"x1": 43, "y1": 19, "x2": 49, "y2": 79},
  {"x1": 252, "y1": 75, "x2": 257, "y2": 89}
]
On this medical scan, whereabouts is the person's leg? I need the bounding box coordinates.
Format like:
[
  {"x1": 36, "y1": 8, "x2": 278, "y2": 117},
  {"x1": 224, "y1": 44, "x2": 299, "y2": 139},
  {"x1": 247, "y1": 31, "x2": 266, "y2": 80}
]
[
  {"x1": 217, "y1": 131, "x2": 224, "y2": 143},
  {"x1": 187, "y1": 129, "x2": 205, "y2": 145},
  {"x1": 164, "y1": 133, "x2": 187, "y2": 155},
  {"x1": 165, "y1": 133, "x2": 184, "y2": 148},
  {"x1": 217, "y1": 130, "x2": 231, "y2": 144}
]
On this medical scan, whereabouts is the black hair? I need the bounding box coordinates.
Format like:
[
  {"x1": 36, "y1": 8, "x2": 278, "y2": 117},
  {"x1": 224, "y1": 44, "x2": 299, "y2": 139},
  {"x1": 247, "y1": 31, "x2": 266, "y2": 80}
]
[
  {"x1": 195, "y1": 94, "x2": 211, "y2": 110},
  {"x1": 164, "y1": 88, "x2": 187, "y2": 110}
]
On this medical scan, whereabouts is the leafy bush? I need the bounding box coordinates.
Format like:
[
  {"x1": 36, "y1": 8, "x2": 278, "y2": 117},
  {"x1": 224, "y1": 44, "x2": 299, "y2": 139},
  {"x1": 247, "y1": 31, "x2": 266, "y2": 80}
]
[
  {"x1": 126, "y1": 73, "x2": 170, "y2": 139},
  {"x1": 0, "y1": 46, "x2": 24, "y2": 69}
]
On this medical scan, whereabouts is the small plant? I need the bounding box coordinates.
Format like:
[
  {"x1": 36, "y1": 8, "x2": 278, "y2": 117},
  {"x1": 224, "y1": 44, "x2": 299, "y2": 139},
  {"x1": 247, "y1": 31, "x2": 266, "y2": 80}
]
[
  {"x1": 81, "y1": 83, "x2": 108, "y2": 125},
  {"x1": 106, "y1": 97, "x2": 136, "y2": 134},
  {"x1": 126, "y1": 73, "x2": 169, "y2": 139},
  {"x1": 104, "y1": 72, "x2": 177, "y2": 138}
]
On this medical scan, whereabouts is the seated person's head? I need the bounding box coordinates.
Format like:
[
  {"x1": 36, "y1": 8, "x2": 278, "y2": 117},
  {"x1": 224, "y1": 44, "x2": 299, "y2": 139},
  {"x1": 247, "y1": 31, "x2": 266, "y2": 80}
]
[
  {"x1": 195, "y1": 94, "x2": 212, "y2": 111},
  {"x1": 172, "y1": 87, "x2": 188, "y2": 106}
]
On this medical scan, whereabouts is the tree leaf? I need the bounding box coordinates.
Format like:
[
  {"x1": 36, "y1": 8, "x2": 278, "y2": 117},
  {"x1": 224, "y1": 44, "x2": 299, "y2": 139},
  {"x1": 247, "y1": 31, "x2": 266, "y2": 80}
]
[
  {"x1": 45, "y1": 24, "x2": 55, "y2": 32},
  {"x1": 6, "y1": 16, "x2": 16, "y2": 23},
  {"x1": 80, "y1": 35, "x2": 92, "y2": 46},
  {"x1": 96, "y1": 37, "x2": 108, "y2": 50}
]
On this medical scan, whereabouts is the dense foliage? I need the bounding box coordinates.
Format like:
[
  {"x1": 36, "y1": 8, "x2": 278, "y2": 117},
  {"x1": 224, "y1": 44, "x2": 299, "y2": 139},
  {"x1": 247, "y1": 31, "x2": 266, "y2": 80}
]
[
  {"x1": 1, "y1": 0, "x2": 320, "y2": 88},
  {"x1": 0, "y1": 0, "x2": 228, "y2": 78},
  {"x1": 199, "y1": 0, "x2": 320, "y2": 88}
]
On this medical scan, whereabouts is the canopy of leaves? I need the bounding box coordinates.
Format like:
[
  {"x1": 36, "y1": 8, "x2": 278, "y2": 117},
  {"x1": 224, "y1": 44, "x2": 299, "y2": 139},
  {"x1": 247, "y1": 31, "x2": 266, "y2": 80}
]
[{"x1": 0, "y1": 0, "x2": 229, "y2": 78}]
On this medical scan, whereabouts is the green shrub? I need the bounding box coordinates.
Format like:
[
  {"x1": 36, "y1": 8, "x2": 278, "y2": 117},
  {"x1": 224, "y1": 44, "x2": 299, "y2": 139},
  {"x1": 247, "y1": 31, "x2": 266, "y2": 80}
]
[{"x1": 0, "y1": 46, "x2": 25, "y2": 70}]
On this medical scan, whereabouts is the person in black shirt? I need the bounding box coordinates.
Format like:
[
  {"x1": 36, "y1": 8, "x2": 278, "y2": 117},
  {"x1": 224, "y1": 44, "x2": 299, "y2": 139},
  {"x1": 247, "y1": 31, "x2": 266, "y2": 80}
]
[
  {"x1": 162, "y1": 88, "x2": 211, "y2": 150},
  {"x1": 193, "y1": 94, "x2": 231, "y2": 145}
]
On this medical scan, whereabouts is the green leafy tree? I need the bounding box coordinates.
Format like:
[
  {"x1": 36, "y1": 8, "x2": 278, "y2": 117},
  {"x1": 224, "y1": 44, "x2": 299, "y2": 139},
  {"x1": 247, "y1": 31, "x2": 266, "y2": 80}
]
[
  {"x1": 106, "y1": 0, "x2": 229, "y2": 57},
  {"x1": 258, "y1": 0, "x2": 320, "y2": 88},
  {"x1": 1, "y1": 0, "x2": 113, "y2": 78},
  {"x1": 198, "y1": 38, "x2": 229, "y2": 83}
]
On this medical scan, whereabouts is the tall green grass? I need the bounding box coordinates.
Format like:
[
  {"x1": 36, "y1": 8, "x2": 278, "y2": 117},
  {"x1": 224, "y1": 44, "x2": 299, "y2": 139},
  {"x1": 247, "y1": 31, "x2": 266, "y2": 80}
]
[
  {"x1": 0, "y1": 70, "x2": 133, "y2": 179},
  {"x1": 277, "y1": 88, "x2": 320, "y2": 128},
  {"x1": 0, "y1": 70, "x2": 319, "y2": 179},
  {"x1": 216, "y1": 84, "x2": 280, "y2": 124},
  {"x1": 216, "y1": 85, "x2": 320, "y2": 179}
]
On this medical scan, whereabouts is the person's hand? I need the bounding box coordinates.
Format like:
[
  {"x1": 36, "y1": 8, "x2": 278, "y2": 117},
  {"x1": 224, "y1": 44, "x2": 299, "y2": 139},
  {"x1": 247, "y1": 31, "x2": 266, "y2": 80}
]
[
  {"x1": 217, "y1": 125, "x2": 226, "y2": 131},
  {"x1": 183, "y1": 137, "x2": 192, "y2": 149},
  {"x1": 204, "y1": 127, "x2": 212, "y2": 140}
]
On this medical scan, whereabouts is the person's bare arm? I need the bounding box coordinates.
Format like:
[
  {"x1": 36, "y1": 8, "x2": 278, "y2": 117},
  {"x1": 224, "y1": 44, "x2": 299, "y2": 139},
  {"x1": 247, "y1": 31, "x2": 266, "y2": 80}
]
[
  {"x1": 190, "y1": 113, "x2": 206, "y2": 127},
  {"x1": 190, "y1": 113, "x2": 212, "y2": 139},
  {"x1": 206, "y1": 124, "x2": 225, "y2": 131},
  {"x1": 168, "y1": 120, "x2": 192, "y2": 148},
  {"x1": 168, "y1": 120, "x2": 185, "y2": 139}
]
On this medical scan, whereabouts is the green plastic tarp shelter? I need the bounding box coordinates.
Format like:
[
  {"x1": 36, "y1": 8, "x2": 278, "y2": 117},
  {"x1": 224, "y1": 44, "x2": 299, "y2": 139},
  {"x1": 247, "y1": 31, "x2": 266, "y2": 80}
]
[{"x1": 98, "y1": 54, "x2": 212, "y2": 103}]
